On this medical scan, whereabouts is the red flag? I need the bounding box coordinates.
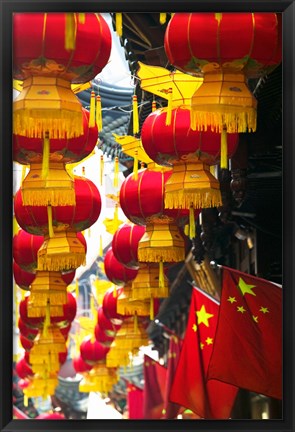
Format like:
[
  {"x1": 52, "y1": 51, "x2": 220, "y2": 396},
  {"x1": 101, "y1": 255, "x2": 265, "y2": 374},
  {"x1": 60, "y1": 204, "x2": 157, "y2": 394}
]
[
  {"x1": 126, "y1": 382, "x2": 143, "y2": 419},
  {"x1": 163, "y1": 336, "x2": 184, "y2": 419},
  {"x1": 143, "y1": 354, "x2": 166, "y2": 419},
  {"x1": 169, "y1": 287, "x2": 238, "y2": 419},
  {"x1": 208, "y1": 267, "x2": 282, "y2": 400}
]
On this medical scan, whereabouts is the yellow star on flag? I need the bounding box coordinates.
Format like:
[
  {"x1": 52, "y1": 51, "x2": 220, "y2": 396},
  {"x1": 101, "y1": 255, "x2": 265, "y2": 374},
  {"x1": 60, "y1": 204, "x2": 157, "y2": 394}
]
[
  {"x1": 196, "y1": 305, "x2": 214, "y2": 327},
  {"x1": 237, "y1": 306, "x2": 246, "y2": 314},
  {"x1": 252, "y1": 315, "x2": 259, "y2": 323},
  {"x1": 200, "y1": 342, "x2": 204, "y2": 350},
  {"x1": 192, "y1": 323, "x2": 197, "y2": 332},
  {"x1": 227, "y1": 296, "x2": 237, "y2": 304},
  {"x1": 260, "y1": 306, "x2": 269, "y2": 314},
  {"x1": 238, "y1": 277, "x2": 256, "y2": 296},
  {"x1": 205, "y1": 337, "x2": 213, "y2": 345}
]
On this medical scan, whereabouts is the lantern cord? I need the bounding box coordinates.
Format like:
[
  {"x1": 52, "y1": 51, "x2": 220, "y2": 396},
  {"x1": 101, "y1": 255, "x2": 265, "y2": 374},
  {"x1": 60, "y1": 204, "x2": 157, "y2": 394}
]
[
  {"x1": 132, "y1": 95, "x2": 139, "y2": 135},
  {"x1": 43, "y1": 301, "x2": 51, "y2": 337},
  {"x1": 150, "y1": 296, "x2": 154, "y2": 321},
  {"x1": 152, "y1": 99, "x2": 157, "y2": 112},
  {"x1": 75, "y1": 279, "x2": 79, "y2": 301},
  {"x1": 165, "y1": 88, "x2": 172, "y2": 126},
  {"x1": 65, "y1": 13, "x2": 76, "y2": 51},
  {"x1": 41, "y1": 132, "x2": 50, "y2": 179},
  {"x1": 220, "y1": 127, "x2": 228, "y2": 169},
  {"x1": 132, "y1": 150, "x2": 138, "y2": 181},
  {"x1": 159, "y1": 261, "x2": 165, "y2": 289},
  {"x1": 47, "y1": 205, "x2": 54, "y2": 238},
  {"x1": 89, "y1": 90, "x2": 96, "y2": 127},
  {"x1": 96, "y1": 95, "x2": 103, "y2": 131},
  {"x1": 115, "y1": 13, "x2": 123, "y2": 37},
  {"x1": 78, "y1": 13, "x2": 85, "y2": 24},
  {"x1": 159, "y1": 13, "x2": 167, "y2": 24},
  {"x1": 189, "y1": 206, "x2": 196, "y2": 239},
  {"x1": 99, "y1": 234, "x2": 103, "y2": 257},
  {"x1": 113, "y1": 156, "x2": 119, "y2": 188},
  {"x1": 134, "y1": 312, "x2": 138, "y2": 332},
  {"x1": 100, "y1": 154, "x2": 104, "y2": 186}
]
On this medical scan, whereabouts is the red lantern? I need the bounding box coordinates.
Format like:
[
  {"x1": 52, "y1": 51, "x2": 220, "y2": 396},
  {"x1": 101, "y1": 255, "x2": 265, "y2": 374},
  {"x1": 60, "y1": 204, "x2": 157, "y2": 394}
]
[
  {"x1": 18, "y1": 318, "x2": 39, "y2": 340},
  {"x1": 13, "y1": 230, "x2": 44, "y2": 273},
  {"x1": 35, "y1": 413, "x2": 65, "y2": 420},
  {"x1": 19, "y1": 296, "x2": 44, "y2": 327},
  {"x1": 80, "y1": 337, "x2": 110, "y2": 365},
  {"x1": 112, "y1": 223, "x2": 145, "y2": 269},
  {"x1": 102, "y1": 286, "x2": 125, "y2": 324},
  {"x1": 94, "y1": 323, "x2": 114, "y2": 346},
  {"x1": 51, "y1": 292, "x2": 77, "y2": 325},
  {"x1": 59, "y1": 323, "x2": 72, "y2": 339},
  {"x1": 104, "y1": 248, "x2": 138, "y2": 286},
  {"x1": 73, "y1": 355, "x2": 93, "y2": 373},
  {"x1": 19, "y1": 334, "x2": 34, "y2": 351},
  {"x1": 15, "y1": 357, "x2": 34, "y2": 379},
  {"x1": 13, "y1": 262, "x2": 35, "y2": 290},
  {"x1": 97, "y1": 306, "x2": 121, "y2": 337}
]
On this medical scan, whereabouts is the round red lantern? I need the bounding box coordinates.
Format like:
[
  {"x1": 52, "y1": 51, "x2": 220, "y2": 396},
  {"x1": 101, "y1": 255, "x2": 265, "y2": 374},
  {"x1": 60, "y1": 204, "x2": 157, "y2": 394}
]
[
  {"x1": 51, "y1": 292, "x2": 77, "y2": 325},
  {"x1": 19, "y1": 334, "x2": 34, "y2": 351},
  {"x1": 80, "y1": 337, "x2": 110, "y2": 365},
  {"x1": 102, "y1": 286, "x2": 125, "y2": 324},
  {"x1": 97, "y1": 306, "x2": 121, "y2": 337},
  {"x1": 94, "y1": 323, "x2": 114, "y2": 346},
  {"x1": 112, "y1": 223, "x2": 145, "y2": 269},
  {"x1": 19, "y1": 296, "x2": 44, "y2": 327},
  {"x1": 15, "y1": 357, "x2": 34, "y2": 379},
  {"x1": 18, "y1": 318, "x2": 39, "y2": 340},
  {"x1": 13, "y1": 229, "x2": 44, "y2": 273},
  {"x1": 73, "y1": 355, "x2": 93, "y2": 373},
  {"x1": 13, "y1": 262, "x2": 35, "y2": 290},
  {"x1": 104, "y1": 248, "x2": 138, "y2": 286},
  {"x1": 59, "y1": 323, "x2": 72, "y2": 339}
]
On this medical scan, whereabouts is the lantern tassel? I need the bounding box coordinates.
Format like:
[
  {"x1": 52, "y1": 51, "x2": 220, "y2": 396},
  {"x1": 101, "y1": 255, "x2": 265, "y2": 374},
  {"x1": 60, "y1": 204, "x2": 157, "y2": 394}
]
[
  {"x1": 165, "y1": 88, "x2": 172, "y2": 126},
  {"x1": 134, "y1": 312, "x2": 138, "y2": 332},
  {"x1": 75, "y1": 279, "x2": 79, "y2": 301},
  {"x1": 220, "y1": 128, "x2": 228, "y2": 169},
  {"x1": 113, "y1": 157, "x2": 119, "y2": 188},
  {"x1": 113, "y1": 204, "x2": 119, "y2": 232},
  {"x1": 96, "y1": 95, "x2": 103, "y2": 131},
  {"x1": 132, "y1": 95, "x2": 139, "y2": 135},
  {"x1": 78, "y1": 13, "x2": 85, "y2": 24},
  {"x1": 23, "y1": 394, "x2": 28, "y2": 407},
  {"x1": 89, "y1": 90, "x2": 96, "y2": 127},
  {"x1": 113, "y1": 285, "x2": 117, "y2": 298},
  {"x1": 42, "y1": 301, "x2": 51, "y2": 337},
  {"x1": 150, "y1": 296, "x2": 154, "y2": 321},
  {"x1": 159, "y1": 13, "x2": 167, "y2": 24},
  {"x1": 100, "y1": 155, "x2": 104, "y2": 186},
  {"x1": 159, "y1": 261, "x2": 164, "y2": 289},
  {"x1": 21, "y1": 165, "x2": 27, "y2": 183},
  {"x1": 152, "y1": 99, "x2": 157, "y2": 112},
  {"x1": 133, "y1": 150, "x2": 138, "y2": 180},
  {"x1": 115, "y1": 13, "x2": 123, "y2": 37},
  {"x1": 65, "y1": 13, "x2": 76, "y2": 51},
  {"x1": 47, "y1": 205, "x2": 54, "y2": 238},
  {"x1": 41, "y1": 133, "x2": 50, "y2": 179},
  {"x1": 99, "y1": 235, "x2": 103, "y2": 257},
  {"x1": 189, "y1": 206, "x2": 196, "y2": 239}
]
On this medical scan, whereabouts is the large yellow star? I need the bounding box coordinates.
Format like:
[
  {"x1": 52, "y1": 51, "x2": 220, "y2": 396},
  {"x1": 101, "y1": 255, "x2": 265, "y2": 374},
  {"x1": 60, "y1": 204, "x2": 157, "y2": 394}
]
[
  {"x1": 196, "y1": 305, "x2": 214, "y2": 327},
  {"x1": 238, "y1": 277, "x2": 256, "y2": 296}
]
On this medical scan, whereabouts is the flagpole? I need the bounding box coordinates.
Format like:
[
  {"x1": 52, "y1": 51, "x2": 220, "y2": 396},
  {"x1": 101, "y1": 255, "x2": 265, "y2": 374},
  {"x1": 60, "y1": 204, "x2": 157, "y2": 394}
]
[{"x1": 154, "y1": 319, "x2": 178, "y2": 337}]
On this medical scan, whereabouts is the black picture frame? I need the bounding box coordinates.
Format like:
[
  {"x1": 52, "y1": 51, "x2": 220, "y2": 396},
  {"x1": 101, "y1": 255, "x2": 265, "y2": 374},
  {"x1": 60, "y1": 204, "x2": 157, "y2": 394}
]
[{"x1": 1, "y1": 1, "x2": 294, "y2": 431}]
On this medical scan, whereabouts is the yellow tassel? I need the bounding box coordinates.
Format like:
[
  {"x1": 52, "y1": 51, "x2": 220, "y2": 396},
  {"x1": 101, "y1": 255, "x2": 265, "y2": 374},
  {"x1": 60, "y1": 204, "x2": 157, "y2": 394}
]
[
  {"x1": 89, "y1": 90, "x2": 96, "y2": 128},
  {"x1": 150, "y1": 297, "x2": 154, "y2": 320},
  {"x1": 113, "y1": 204, "x2": 119, "y2": 232},
  {"x1": 47, "y1": 206, "x2": 54, "y2": 238},
  {"x1": 113, "y1": 285, "x2": 117, "y2": 298},
  {"x1": 99, "y1": 235, "x2": 103, "y2": 257},
  {"x1": 24, "y1": 394, "x2": 28, "y2": 407},
  {"x1": 88, "y1": 228, "x2": 91, "y2": 238},
  {"x1": 75, "y1": 279, "x2": 79, "y2": 301},
  {"x1": 159, "y1": 13, "x2": 167, "y2": 24},
  {"x1": 152, "y1": 99, "x2": 157, "y2": 112},
  {"x1": 134, "y1": 313, "x2": 138, "y2": 332},
  {"x1": 100, "y1": 155, "x2": 104, "y2": 186},
  {"x1": 116, "y1": 13, "x2": 123, "y2": 37},
  {"x1": 113, "y1": 156, "x2": 119, "y2": 188},
  {"x1": 220, "y1": 128, "x2": 228, "y2": 169},
  {"x1": 41, "y1": 133, "x2": 50, "y2": 180},
  {"x1": 165, "y1": 88, "x2": 172, "y2": 126},
  {"x1": 13, "y1": 216, "x2": 19, "y2": 236},
  {"x1": 65, "y1": 13, "x2": 76, "y2": 51},
  {"x1": 21, "y1": 165, "x2": 27, "y2": 183},
  {"x1": 189, "y1": 206, "x2": 196, "y2": 239},
  {"x1": 90, "y1": 295, "x2": 96, "y2": 319},
  {"x1": 133, "y1": 150, "x2": 138, "y2": 180},
  {"x1": 132, "y1": 95, "x2": 139, "y2": 135},
  {"x1": 159, "y1": 261, "x2": 164, "y2": 289},
  {"x1": 184, "y1": 224, "x2": 189, "y2": 237},
  {"x1": 78, "y1": 13, "x2": 85, "y2": 24},
  {"x1": 42, "y1": 301, "x2": 51, "y2": 337},
  {"x1": 96, "y1": 95, "x2": 103, "y2": 131}
]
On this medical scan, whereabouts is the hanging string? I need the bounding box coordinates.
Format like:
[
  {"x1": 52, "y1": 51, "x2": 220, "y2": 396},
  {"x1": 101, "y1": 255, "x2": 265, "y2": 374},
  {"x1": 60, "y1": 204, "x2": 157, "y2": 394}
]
[
  {"x1": 99, "y1": 234, "x2": 103, "y2": 257},
  {"x1": 152, "y1": 99, "x2": 157, "y2": 112},
  {"x1": 159, "y1": 261, "x2": 165, "y2": 288},
  {"x1": 65, "y1": 13, "x2": 76, "y2": 51},
  {"x1": 132, "y1": 150, "x2": 138, "y2": 181},
  {"x1": 43, "y1": 301, "x2": 51, "y2": 337},
  {"x1": 41, "y1": 132, "x2": 50, "y2": 179},
  {"x1": 78, "y1": 13, "x2": 85, "y2": 24},
  {"x1": 89, "y1": 90, "x2": 96, "y2": 127},
  {"x1": 189, "y1": 206, "x2": 196, "y2": 239},
  {"x1": 113, "y1": 156, "x2": 119, "y2": 188},
  {"x1": 132, "y1": 95, "x2": 139, "y2": 135},
  {"x1": 150, "y1": 296, "x2": 154, "y2": 320},
  {"x1": 75, "y1": 279, "x2": 79, "y2": 301},
  {"x1": 113, "y1": 284, "x2": 117, "y2": 298},
  {"x1": 220, "y1": 127, "x2": 228, "y2": 169},
  {"x1": 165, "y1": 88, "x2": 173, "y2": 126},
  {"x1": 96, "y1": 95, "x2": 103, "y2": 131},
  {"x1": 100, "y1": 154, "x2": 104, "y2": 186},
  {"x1": 115, "y1": 13, "x2": 123, "y2": 37},
  {"x1": 47, "y1": 205, "x2": 54, "y2": 238},
  {"x1": 113, "y1": 203, "x2": 119, "y2": 231}
]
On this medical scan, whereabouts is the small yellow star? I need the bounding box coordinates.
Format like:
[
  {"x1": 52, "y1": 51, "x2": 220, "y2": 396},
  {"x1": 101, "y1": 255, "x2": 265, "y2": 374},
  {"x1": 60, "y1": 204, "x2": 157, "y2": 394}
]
[
  {"x1": 200, "y1": 342, "x2": 204, "y2": 350},
  {"x1": 205, "y1": 337, "x2": 213, "y2": 345},
  {"x1": 252, "y1": 315, "x2": 258, "y2": 323},
  {"x1": 196, "y1": 305, "x2": 214, "y2": 327},
  {"x1": 227, "y1": 296, "x2": 237, "y2": 304},
  {"x1": 237, "y1": 306, "x2": 246, "y2": 313},
  {"x1": 192, "y1": 323, "x2": 197, "y2": 332},
  {"x1": 238, "y1": 277, "x2": 256, "y2": 296},
  {"x1": 260, "y1": 306, "x2": 269, "y2": 314}
]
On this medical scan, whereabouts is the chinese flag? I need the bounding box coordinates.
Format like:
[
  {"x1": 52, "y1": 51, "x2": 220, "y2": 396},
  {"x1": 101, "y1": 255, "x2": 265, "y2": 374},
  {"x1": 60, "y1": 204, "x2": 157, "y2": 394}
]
[
  {"x1": 143, "y1": 354, "x2": 167, "y2": 419},
  {"x1": 163, "y1": 336, "x2": 184, "y2": 419},
  {"x1": 169, "y1": 287, "x2": 238, "y2": 419},
  {"x1": 127, "y1": 382, "x2": 144, "y2": 419},
  {"x1": 208, "y1": 267, "x2": 282, "y2": 400}
]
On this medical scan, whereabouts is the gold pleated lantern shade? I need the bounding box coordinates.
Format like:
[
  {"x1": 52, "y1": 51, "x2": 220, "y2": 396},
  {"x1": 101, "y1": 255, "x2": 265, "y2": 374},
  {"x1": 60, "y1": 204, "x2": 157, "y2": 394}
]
[
  {"x1": 131, "y1": 262, "x2": 169, "y2": 301},
  {"x1": 21, "y1": 162, "x2": 75, "y2": 207},
  {"x1": 13, "y1": 77, "x2": 83, "y2": 139},
  {"x1": 190, "y1": 73, "x2": 257, "y2": 133},
  {"x1": 164, "y1": 161, "x2": 221, "y2": 210},
  {"x1": 30, "y1": 324, "x2": 67, "y2": 357},
  {"x1": 79, "y1": 363, "x2": 118, "y2": 394},
  {"x1": 27, "y1": 271, "x2": 68, "y2": 318},
  {"x1": 38, "y1": 232, "x2": 86, "y2": 272},
  {"x1": 30, "y1": 351, "x2": 61, "y2": 376},
  {"x1": 117, "y1": 283, "x2": 151, "y2": 317},
  {"x1": 137, "y1": 217, "x2": 185, "y2": 263},
  {"x1": 23, "y1": 373, "x2": 59, "y2": 399}
]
